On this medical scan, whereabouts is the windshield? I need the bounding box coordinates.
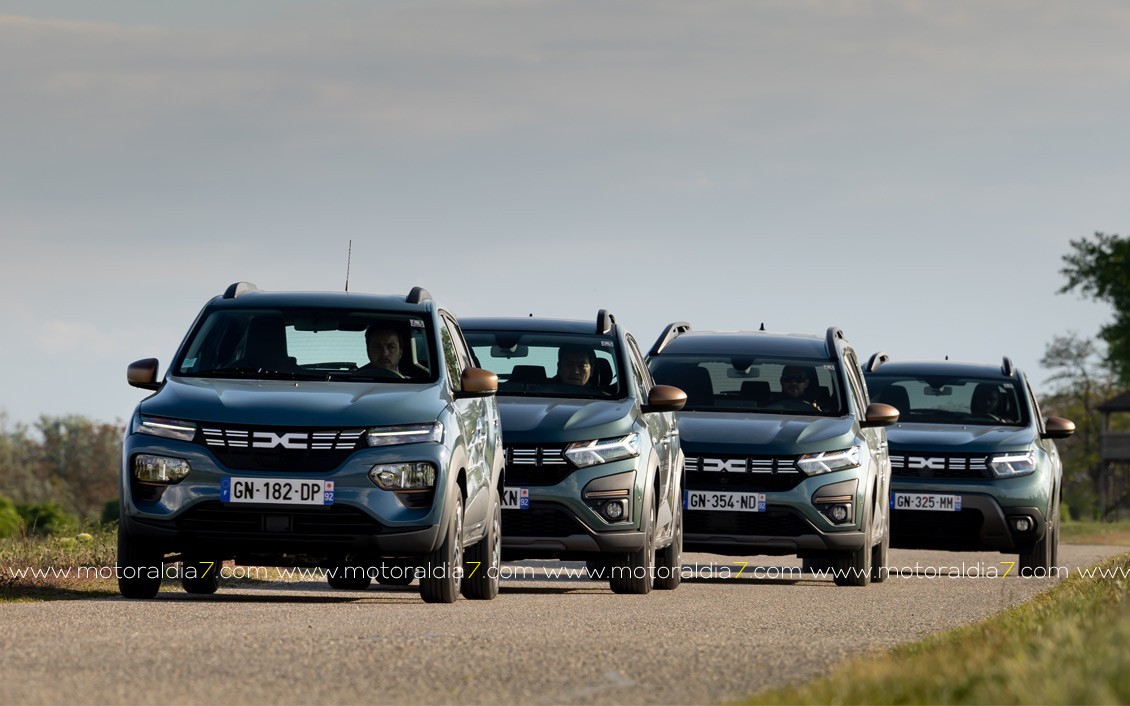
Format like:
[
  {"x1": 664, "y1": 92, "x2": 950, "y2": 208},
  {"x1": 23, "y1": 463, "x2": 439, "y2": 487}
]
[
  {"x1": 865, "y1": 374, "x2": 1028, "y2": 426},
  {"x1": 648, "y1": 355, "x2": 846, "y2": 416},
  {"x1": 464, "y1": 331, "x2": 623, "y2": 400},
  {"x1": 173, "y1": 307, "x2": 438, "y2": 383}
]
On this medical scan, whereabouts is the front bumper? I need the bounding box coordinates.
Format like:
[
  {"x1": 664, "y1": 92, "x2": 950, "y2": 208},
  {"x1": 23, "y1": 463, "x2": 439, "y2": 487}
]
[{"x1": 889, "y1": 480, "x2": 1048, "y2": 552}]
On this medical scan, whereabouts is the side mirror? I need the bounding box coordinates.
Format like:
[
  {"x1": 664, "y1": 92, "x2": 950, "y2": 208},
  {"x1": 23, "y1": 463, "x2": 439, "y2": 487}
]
[
  {"x1": 643, "y1": 385, "x2": 687, "y2": 413},
  {"x1": 458, "y1": 367, "x2": 498, "y2": 398},
  {"x1": 127, "y1": 358, "x2": 161, "y2": 391},
  {"x1": 1042, "y1": 416, "x2": 1076, "y2": 439},
  {"x1": 861, "y1": 402, "x2": 899, "y2": 428}
]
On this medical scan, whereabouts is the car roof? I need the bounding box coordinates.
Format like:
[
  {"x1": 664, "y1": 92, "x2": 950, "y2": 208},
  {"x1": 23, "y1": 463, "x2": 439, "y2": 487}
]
[
  {"x1": 460, "y1": 317, "x2": 612, "y2": 336},
  {"x1": 866, "y1": 359, "x2": 1021, "y2": 380},
  {"x1": 206, "y1": 289, "x2": 433, "y2": 313},
  {"x1": 656, "y1": 330, "x2": 836, "y2": 360}
]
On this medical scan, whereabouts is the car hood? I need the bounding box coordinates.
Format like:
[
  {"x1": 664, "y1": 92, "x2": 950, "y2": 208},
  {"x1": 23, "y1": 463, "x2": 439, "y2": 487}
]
[
  {"x1": 138, "y1": 376, "x2": 448, "y2": 427},
  {"x1": 675, "y1": 412, "x2": 860, "y2": 455},
  {"x1": 885, "y1": 423, "x2": 1037, "y2": 453},
  {"x1": 495, "y1": 397, "x2": 636, "y2": 444}
]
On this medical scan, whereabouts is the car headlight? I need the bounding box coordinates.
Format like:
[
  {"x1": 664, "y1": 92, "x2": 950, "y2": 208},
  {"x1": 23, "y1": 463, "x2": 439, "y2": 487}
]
[
  {"x1": 133, "y1": 414, "x2": 197, "y2": 442},
  {"x1": 134, "y1": 454, "x2": 191, "y2": 483},
  {"x1": 796, "y1": 446, "x2": 862, "y2": 475},
  {"x1": 565, "y1": 434, "x2": 641, "y2": 468},
  {"x1": 367, "y1": 422, "x2": 444, "y2": 447},
  {"x1": 990, "y1": 451, "x2": 1036, "y2": 478},
  {"x1": 369, "y1": 463, "x2": 437, "y2": 490}
]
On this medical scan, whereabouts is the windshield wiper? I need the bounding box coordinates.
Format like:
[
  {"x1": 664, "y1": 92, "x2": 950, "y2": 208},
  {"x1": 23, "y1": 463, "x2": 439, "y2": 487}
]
[{"x1": 185, "y1": 368, "x2": 330, "y2": 381}]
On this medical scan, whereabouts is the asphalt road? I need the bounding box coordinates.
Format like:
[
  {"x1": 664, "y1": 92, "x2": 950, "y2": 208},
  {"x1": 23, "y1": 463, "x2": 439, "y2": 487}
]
[{"x1": 0, "y1": 545, "x2": 1123, "y2": 706}]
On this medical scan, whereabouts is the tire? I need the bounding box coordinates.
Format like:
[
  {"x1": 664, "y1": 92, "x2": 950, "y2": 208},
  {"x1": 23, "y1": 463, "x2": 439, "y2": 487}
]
[
  {"x1": 833, "y1": 503, "x2": 872, "y2": 587},
  {"x1": 653, "y1": 502, "x2": 682, "y2": 590},
  {"x1": 1019, "y1": 500, "x2": 1059, "y2": 575},
  {"x1": 180, "y1": 557, "x2": 222, "y2": 595},
  {"x1": 461, "y1": 489, "x2": 501, "y2": 600},
  {"x1": 117, "y1": 516, "x2": 163, "y2": 599},
  {"x1": 870, "y1": 521, "x2": 890, "y2": 584},
  {"x1": 326, "y1": 567, "x2": 372, "y2": 591},
  {"x1": 609, "y1": 501, "x2": 655, "y2": 595},
  {"x1": 420, "y1": 494, "x2": 463, "y2": 604}
]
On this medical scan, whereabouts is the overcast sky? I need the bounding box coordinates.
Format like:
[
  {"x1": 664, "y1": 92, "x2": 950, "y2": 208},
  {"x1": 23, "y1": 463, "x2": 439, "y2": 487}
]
[{"x1": 1, "y1": 0, "x2": 1127, "y2": 428}]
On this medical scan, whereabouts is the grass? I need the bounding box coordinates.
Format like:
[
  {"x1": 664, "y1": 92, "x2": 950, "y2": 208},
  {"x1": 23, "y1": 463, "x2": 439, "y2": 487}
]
[
  {"x1": 747, "y1": 551, "x2": 1130, "y2": 705},
  {"x1": 0, "y1": 525, "x2": 119, "y2": 601},
  {"x1": 1061, "y1": 518, "x2": 1130, "y2": 546}
]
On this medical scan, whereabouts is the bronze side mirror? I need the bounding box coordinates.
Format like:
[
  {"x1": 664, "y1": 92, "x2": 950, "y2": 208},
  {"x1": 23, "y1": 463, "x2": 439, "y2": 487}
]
[
  {"x1": 127, "y1": 358, "x2": 160, "y2": 391},
  {"x1": 460, "y1": 367, "x2": 498, "y2": 397},
  {"x1": 861, "y1": 402, "x2": 899, "y2": 427},
  {"x1": 1043, "y1": 416, "x2": 1075, "y2": 439},
  {"x1": 643, "y1": 385, "x2": 687, "y2": 413}
]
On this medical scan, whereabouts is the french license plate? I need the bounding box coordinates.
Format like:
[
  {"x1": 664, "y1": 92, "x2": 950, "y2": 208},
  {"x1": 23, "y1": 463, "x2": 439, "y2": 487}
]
[
  {"x1": 221, "y1": 477, "x2": 334, "y2": 506},
  {"x1": 502, "y1": 486, "x2": 529, "y2": 510},
  {"x1": 891, "y1": 492, "x2": 961, "y2": 512},
  {"x1": 684, "y1": 490, "x2": 766, "y2": 512}
]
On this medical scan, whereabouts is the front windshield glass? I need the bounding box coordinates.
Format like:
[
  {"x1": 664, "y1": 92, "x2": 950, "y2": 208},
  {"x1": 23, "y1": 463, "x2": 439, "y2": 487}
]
[
  {"x1": 648, "y1": 355, "x2": 846, "y2": 416},
  {"x1": 865, "y1": 374, "x2": 1028, "y2": 426},
  {"x1": 174, "y1": 307, "x2": 437, "y2": 383},
  {"x1": 464, "y1": 331, "x2": 623, "y2": 400}
]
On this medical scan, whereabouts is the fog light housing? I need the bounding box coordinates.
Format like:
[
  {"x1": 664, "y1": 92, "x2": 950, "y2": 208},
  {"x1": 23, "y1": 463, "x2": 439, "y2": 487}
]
[
  {"x1": 829, "y1": 504, "x2": 849, "y2": 523},
  {"x1": 603, "y1": 500, "x2": 626, "y2": 521},
  {"x1": 1013, "y1": 516, "x2": 1033, "y2": 532},
  {"x1": 133, "y1": 454, "x2": 191, "y2": 483},
  {"x1": 369, "y1": 463, "x2": 436, "y2": 490}
]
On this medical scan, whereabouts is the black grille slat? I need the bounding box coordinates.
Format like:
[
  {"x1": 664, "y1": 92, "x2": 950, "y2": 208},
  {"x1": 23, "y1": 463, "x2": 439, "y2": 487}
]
[
  {"x1": 685, "y1": 508, "x2": 806, "y2": 537},
  {"x1": 195, "y1": 425, "x2": 366, "y2": 472},
  {"x1": 890, "y1": 508, "x2": 985, "y2": 547},
  {"x1": 174, "y1": 502, "x2": 382, "y2": 536},
  {"x1": 684, "y1": 455, "x2": 807, "y2": 492},
  {"x1": 504, "y1": 445, "x2": 574, "y2": 486},
  {"x1": 889, "y1": 453, "x2": 991, "y2": 479},
  {"x1": 502, "y1": 504, "x2": 587, "y2": 537}
]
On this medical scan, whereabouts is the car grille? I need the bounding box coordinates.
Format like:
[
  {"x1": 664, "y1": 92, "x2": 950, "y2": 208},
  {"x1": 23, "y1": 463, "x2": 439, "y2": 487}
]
[
  {"x1": 504, "y1": 445, "x2": 575, "y2": 486},
  {"x1": 890, "y1": 454, "x2": 991, "y2": 479},
  {"x1": 502, "y1": 503, "x2": 588, "y2": 537},
  {"x1": 684, "y1": 455, "x2": 807, "y2": 492},
  {"x1": 196, "y1": 425, "x2": 367, "y2": 472},
  {"x1": 685, "y1": 507, "x2": 807, "y2": 537},
  {"x1": 171, "y1": 501, "x2": 382, "y2": 537},
  {"x1": 890, "y1": 507, "x2": 985, "y2": 547}
]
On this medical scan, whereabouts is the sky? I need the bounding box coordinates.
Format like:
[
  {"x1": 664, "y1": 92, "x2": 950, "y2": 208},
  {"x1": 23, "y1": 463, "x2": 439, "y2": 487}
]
[{"x1": 1, "y1": 0, "x2": 1127, "y2": 428}]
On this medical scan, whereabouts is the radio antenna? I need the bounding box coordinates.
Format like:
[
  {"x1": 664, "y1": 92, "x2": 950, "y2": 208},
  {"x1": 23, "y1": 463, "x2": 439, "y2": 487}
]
[{"x1": 344, "y1": 240, "x2": 352, "y2": 292}]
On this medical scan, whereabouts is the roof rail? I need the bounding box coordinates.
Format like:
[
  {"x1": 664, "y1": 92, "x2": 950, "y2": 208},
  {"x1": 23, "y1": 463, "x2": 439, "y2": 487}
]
[
  {"x1": 825, "y1": 326, "x2": 845, "y2": 357},
  {"x1": 648, "y1": 321, "x2": 691, "y2": 357},
  {"x1": 1002, "y1": 356, "x2": 1014, "y2": 376},
  {"x1": 223, "y1": 281, "x2": 258, "y2": 299},
  {"x1": 596, "y1": 309, "x2": 616, "y2": 335},
  {"x1": 864, "y1": 351, "x2": 889, "y2": 373},
  {"x1": 405, "y1": 286, "x2": 432, "y2": 305}
]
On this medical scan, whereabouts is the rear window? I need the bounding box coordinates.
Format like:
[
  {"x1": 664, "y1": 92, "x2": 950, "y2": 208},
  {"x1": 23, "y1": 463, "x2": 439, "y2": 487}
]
[{"x1": 864, "y1": 374, "x2": 1028, "y2": 426}]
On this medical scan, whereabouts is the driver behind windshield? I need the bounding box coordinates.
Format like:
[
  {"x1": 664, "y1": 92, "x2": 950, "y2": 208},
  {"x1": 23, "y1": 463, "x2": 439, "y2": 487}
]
[
  {"x1": 552, "y1": 344, "x2": 596, "y2": 387},
  {"x1": 359, "y1": 324, "x2": 407, "y2": 378},
  {"x1": 778, "y1": 365, "x2": 821, "y2": 412}
]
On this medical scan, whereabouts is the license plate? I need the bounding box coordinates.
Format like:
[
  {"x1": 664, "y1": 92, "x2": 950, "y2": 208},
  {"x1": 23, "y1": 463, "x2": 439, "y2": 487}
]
[
  {"x1": 684, "y1": 490, "x2": 766, "y2": 512},
  {"x1": 221, "y1": 477, "x2": 334, "y2": 506},
  {"x1": 502, "y1": 486, "x2": 529, "y2": 510},
  {"x1": 890, "y1": 492, "x2": 961, "y2": 512}
]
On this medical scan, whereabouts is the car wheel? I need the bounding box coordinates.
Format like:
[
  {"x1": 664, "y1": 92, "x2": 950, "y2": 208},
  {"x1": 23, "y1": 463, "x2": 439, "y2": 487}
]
[
  {"x1": 1019, "y1": 509, "x2": 1057, "y2": 575},
  {"x1": 420, "y1": 494, "x2": 463, "y2": 604},
  {"x1": 609, "y1": 501, "x2": 655, "y2": 595},
  {"x1": 653, "y1": 502, "x2": 683, "y2": 590},
  {"x1": 180, "y1": 557, "x2": 222, "y2": 595},
  {"x1": 870, "y1": 520, "x2": 890, "y2": 584},
  {"x1": 833, "y1": 502, "x2": 873, "y2": 587},
  {"x1": 117, "y1": 516, "x2": 163, "y2": 599},
  {"x1": 327, "y1": 566, "x2": 372, "y2": 590},
  {"x1": 461, "y1": 489, "x2": 501, "y2": 600}
]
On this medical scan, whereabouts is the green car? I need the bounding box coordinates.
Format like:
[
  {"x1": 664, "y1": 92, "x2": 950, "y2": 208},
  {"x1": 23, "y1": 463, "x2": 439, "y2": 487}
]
[
  {"x1": 461, "y1": 311, "x2": 687, "y2": 594},
  {"x1": 863, "y1": 355, "x2": 1075, "y2": 573},
  {"x1": 646, "y1": 323, "x2": 899, "y2": 586},
  {"x1": 119, "y1": 282, "x2": 503, "y2": 603}
]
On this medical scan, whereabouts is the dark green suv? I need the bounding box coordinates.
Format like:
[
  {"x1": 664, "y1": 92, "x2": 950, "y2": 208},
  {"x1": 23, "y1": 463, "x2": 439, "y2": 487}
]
[
  {"x1": 863, "y1": 355, "x2": 1075, "y2": 573},
  {"x1": 646, "y1": 323, "x2": 899, "y2": 586},
  {"x1": 119, "y1": 282, "x2": 503, "y2": 603},
  {"x1": 461, "y1": 311, "x2": 687, "y2": 594}
]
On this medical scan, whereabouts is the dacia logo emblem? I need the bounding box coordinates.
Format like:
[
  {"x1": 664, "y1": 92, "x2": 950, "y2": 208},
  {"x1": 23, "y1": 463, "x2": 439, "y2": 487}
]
[{"x1": 252, "y1": 432, "x2": 309, "y2": 449}]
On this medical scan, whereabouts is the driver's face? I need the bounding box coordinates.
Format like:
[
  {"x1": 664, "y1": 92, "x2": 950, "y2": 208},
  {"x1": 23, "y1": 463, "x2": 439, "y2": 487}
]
[
  {"x1": 367, "y1": 330, "x2": 402, "y2": 372},
  {"x1": 557, "y1": 351, "x2": 593, "y2": 386},
  {"x1": 780, "y1": 369, "x2": 809, "y2": 398}
]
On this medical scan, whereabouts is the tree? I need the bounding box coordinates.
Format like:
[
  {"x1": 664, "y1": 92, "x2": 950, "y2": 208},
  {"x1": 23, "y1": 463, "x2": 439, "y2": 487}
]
[
  {"x1": 1059, "y1": 232, "x2": 1130, "y2": 386},
  {"x1": 1040, "y1": 333, "x2": 1120, "y2": 518}
]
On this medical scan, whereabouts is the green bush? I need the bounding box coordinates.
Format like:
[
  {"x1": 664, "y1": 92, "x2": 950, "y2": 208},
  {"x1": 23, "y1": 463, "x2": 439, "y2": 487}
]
[
  {"x1": 100, "y1": 498, "x2": 120, "y2": 526},
  {"x1": 16, "y1": 502, "x2": 77, "y2": 536},
  {"x1": 0, "y1": 496, "x2": 22, "y2": 538}
]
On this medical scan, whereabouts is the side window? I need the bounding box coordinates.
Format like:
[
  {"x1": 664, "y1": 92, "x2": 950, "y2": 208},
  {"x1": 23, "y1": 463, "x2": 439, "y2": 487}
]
[
  {"x1": 625, "y1": 336, "x2": 650, "y2": 400},
  {"x1": 1024, "y1": 376, "x2": 1045, "y2": 433},
  {"x1": 438, "y1": 320, "x2": 462, "y2": 387},
  {"x1": 841, "y1": 349, "x2": 868, "y2": 414}
]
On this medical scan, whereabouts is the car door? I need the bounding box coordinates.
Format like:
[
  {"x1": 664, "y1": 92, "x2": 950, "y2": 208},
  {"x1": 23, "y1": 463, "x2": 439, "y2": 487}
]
[
  {"x1": 439, "y1": 313, "x2": 491, "y2": 536},
  {"x1": 626, "y1": 335, "x2": 677, "y2": 535},
  {"x1": 843, "y1": 348, "x2": 888, "y2": 537}
]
